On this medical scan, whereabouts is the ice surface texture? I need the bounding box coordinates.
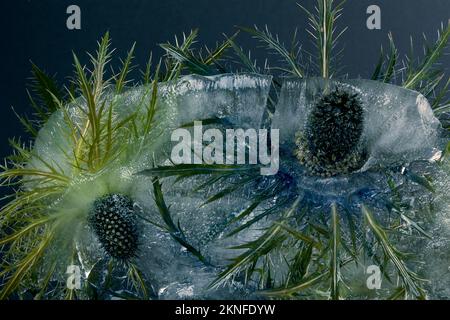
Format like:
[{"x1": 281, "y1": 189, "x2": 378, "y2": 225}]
[
  {"x1": 37, "y1": 75, "x2": 442, "y2": 179},
  {"x1": 272, "y1": 77, "x2": 442, "y2": 170},
  {"x1": 27, "y1": 74, "x2": 272, "y2": 299},
  {"x1": 27, "y1": 74, "x2": 446, "y2": 299}
]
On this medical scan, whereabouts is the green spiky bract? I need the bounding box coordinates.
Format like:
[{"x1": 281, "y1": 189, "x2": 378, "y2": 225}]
[
  {"x1": 0, "y1": 32, "x2": 155, "y2": 299},
  {"x1": 1, "y1": 0, "x2": 449, "y2": 301},
  {"x1": 140, "y1": 0, "x2": 449, "y2": 300},
  {"x1": 0, "y1": 25, "x2": 236, "y2": 299}
]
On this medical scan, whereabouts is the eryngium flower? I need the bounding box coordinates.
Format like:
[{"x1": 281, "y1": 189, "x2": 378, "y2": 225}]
[
  {"x1": 89, "y1": 194, "x2": 139, "y2": 260},
  {"x1": 296, "y1": 87, "x2": 366, "y2": 176}
]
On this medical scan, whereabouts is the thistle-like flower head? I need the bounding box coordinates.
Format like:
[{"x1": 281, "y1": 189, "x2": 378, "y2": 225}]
[
  {"x1": 89, "y1": 194, "x2": 139, "y2": 260},
  {"x1": 1, "y1": 0, "x2": 449, "y2": 301},
  {"x1": 296, "y1": 87, "x2": 366, "y2": 176}
]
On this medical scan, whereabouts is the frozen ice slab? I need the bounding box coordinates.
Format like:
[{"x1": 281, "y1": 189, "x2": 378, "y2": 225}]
[
  {"x1": 273, "y1": 77, "x2": 443, "y2": 170},
  {"x1": 29, "y1": 74, "x2": 272, "y2": 177},
  {"x1": 419, "y1": 162, "x2": 450, "y2": 299},
  {"x1": 25, "y1": 74, "x2": 449, "y2": 299},
  {"x1": 112, "y1": 73, "x2": 272, "y2": 131},
  {"x1": 158, "y1": 73, "x2": 272, "y2": 129},
  {"x1": 26, "y1": 73, "x2": 273, "y2": 299}
]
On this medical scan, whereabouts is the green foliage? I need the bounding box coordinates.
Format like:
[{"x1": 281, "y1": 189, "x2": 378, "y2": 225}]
[
  {"x1": 115, "y1": 42, "x2": 136, "y2": 94},
  {"x1": 371, "y1": 33, "x2": 399, "y2": 83},
  {"x1": 298, "y1": 0, "x2": 347, "y2": 78},
  {"x1": 1, "y1": 0, "x2": 448, "y2": 301},
  {"x1": 0, "y1": 33, "x2": 160, "y2": 299},
  {"x1": 362, "y1": 205, "x2": 426, "y2": 298},
  {"x1": 402, "y1": 23, "x2": 450, "y2": 91},
  {"x1": 209, "y1": 197, "x2": 302, "y2": 289},
  {"x1": 160, "y1": 30, "x2": 238, "y2": 79},
  {"x1": 152, "y1": 178, "x2": 210, "y2": 265},
  {"x1": 329, "y1": 204, "x2": 341, "y2": 300},
  {"x1": 139, "y1": 163, "x2": 260, "y2": 178},
  {"x1": 372, "y1": 22, "x2": 449, "y2": 113},
  {"x1": 239, "y1": 25, "x2": 304, "y2": 77},
  {"x1": 28, "y1": 62, "x2": 65, "y2": 120}
]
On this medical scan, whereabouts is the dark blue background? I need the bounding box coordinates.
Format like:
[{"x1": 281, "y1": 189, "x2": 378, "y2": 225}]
[{"x1": 0, "y1": 0, "x2": 449, "y2": 166}]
